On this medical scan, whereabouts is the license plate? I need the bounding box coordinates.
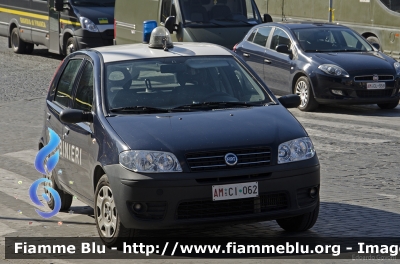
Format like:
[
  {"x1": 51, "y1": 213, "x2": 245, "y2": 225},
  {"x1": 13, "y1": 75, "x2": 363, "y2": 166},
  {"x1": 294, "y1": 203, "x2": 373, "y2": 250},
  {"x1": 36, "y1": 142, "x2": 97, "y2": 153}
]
[
  {"x1": 367, "y1": 82, "x2": 385, "y2": 89},
  {"x1": 212, "y1": 182, "x2": 258, "y2": 201}
]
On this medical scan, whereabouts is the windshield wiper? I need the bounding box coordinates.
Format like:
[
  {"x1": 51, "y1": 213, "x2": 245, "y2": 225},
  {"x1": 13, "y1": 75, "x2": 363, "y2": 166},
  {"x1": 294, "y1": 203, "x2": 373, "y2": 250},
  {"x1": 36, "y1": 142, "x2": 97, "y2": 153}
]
[
  {"x1": 109, "y1": 106, "x2": 170, "y2": 113},
  {"x1": 171, "y1": 101, "x2": 267, "y2": 110}
]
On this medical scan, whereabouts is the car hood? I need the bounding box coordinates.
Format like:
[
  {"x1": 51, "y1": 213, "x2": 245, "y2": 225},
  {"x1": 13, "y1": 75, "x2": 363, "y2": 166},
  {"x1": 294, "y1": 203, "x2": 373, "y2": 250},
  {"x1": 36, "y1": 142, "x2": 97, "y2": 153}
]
[
  {"x1": 311, "y1": 52, "x2": 395, "y2": 72},
  {"x1": 73, "y1": 6, "x2": 114, "y2": 24},
  {"x1": 106, "y1": 106, "x2": 306, "y2": 157}
]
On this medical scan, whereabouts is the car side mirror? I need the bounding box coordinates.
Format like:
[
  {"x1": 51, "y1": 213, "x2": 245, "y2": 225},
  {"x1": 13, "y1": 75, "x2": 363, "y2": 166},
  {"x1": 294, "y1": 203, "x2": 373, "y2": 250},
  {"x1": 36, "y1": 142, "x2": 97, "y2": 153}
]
[
  {"x1": 263, "y1": 14, "x2": 273, "y2": 23},
  {"x1": 278, "y1": 94, "x2": 300, "y2": 108},
  {"x1": 60, "y1": 109, "x2": 93, "y2": 123},
  {"x1": 371, "y1": 43, "x2": 380, "y2": 50},
  {"x1": 276, "y1": 44, "x2": 291, "y2": 54},
  {"x1": 54, "y1": 0, "x2": 64, "y2": 11},
  {"x1": 165, "y1": 16, "x2": 176, "y2": 34}
]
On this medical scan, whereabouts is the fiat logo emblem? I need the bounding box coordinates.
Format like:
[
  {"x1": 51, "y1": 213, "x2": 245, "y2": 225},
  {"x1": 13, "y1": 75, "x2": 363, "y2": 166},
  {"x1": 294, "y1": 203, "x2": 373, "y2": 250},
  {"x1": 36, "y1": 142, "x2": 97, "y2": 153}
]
[
  {"x1": 224, "y1": 153, "x2": 238, "y2": 166},
  {"x1": 373, "y1": 74, "x2": 379, "y2": 82}
]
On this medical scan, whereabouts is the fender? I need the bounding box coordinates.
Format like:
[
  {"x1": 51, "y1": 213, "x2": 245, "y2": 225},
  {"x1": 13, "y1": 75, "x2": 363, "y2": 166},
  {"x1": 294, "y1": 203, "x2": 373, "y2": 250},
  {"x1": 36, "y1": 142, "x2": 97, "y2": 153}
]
[{"x1": 292, "y1": 67, "x2": 318, "y2": 98}]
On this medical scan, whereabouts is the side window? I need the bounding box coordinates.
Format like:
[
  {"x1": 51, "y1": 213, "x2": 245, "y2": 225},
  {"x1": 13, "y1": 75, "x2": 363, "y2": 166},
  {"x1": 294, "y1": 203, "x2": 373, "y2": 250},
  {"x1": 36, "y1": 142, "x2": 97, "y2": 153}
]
[
  {"x1": 160, "y1": 0, "x2": 177, "y2": 23},
  {"x1": 270, "y1": 28, "x2": 291, "y2": 50},
  {"x1": 247, "y1": 29, "x2": 257, "y2": 42},
  {"x1": 253, "y1": 27, "x2": 272, "y2": 47},
  {"x1": 74, "y1": 62, "x2": 94, "y2": 112},
  {"x1": 54, "y1": 59, "x2": 83, "y2": 107}
]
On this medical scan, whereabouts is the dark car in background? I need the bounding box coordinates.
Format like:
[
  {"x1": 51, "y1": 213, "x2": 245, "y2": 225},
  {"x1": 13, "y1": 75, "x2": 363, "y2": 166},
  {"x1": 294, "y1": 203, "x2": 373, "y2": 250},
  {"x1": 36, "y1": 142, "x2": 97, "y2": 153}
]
[{"x1": 234, "y1": 23, "x2": 400, "y2": 111}]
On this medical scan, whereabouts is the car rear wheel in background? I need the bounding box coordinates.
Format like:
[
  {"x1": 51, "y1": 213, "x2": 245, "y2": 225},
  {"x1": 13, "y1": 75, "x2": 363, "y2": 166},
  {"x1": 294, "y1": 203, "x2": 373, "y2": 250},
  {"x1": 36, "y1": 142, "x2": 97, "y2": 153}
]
[
  {"x1": 45, "y1": 170, "x2": 73, "y2": 211},
  {"x1": 95, "y1": 174, "x2": 136, "y2": 248},
  {"x1": 377, "y1": 100, "x2": 399, "y2": 109},
  {"x1": 295, "y1": 76, "x2": 319, "y2": 112},
  {"x1": 366, "y1": 36, "x2": 381, "y2": 51},
  {"x1": 11, "y1": 28, "x2": 26, "y2": 54},
  {"x1": 276, "y1": 198, "x2": 319, "y2": 232}
]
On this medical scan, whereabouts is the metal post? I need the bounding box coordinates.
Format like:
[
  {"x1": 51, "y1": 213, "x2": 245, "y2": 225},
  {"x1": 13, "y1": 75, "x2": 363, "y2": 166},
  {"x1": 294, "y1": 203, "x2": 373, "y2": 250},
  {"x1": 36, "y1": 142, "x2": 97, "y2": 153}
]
[{"x1": 328, "y1": 0, "x2": 333, "y2": 22}]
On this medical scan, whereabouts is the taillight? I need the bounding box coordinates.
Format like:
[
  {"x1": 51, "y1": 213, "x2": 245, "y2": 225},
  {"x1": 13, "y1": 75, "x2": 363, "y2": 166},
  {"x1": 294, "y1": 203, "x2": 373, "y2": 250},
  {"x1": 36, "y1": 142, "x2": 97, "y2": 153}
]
[
  {"x1": 48, "y1": 60, "x2": 64, "y2": 92},
  {"x1": 114, "y1": 19, "x2": 116, "y2": 40},
  {"x1": 233, "y1": 43, "x2": 238, "y2": 52}
]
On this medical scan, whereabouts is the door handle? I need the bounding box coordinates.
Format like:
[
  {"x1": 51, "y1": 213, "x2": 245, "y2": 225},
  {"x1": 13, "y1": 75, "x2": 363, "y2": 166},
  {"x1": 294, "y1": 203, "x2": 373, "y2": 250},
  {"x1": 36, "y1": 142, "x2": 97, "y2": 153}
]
[
  {"x1": 63, "y1": 126, "x2": 70, "y2": 139},
  {"x1": 243, "y1": 53, "x2": 250, "y2": 57},
  {"x1": 264, "y1": 59, "x2": 271, "y2": 64}
]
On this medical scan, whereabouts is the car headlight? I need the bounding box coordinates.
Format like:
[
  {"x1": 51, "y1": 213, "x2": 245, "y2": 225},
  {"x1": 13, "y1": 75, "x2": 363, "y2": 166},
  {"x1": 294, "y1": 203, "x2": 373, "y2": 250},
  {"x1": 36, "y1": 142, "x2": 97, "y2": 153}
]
[
  {"x1": 79, "y1": 17, "x2": 99, "y2": 32},
  {"x1": 119, "y1": 150, "x2": 182, "y2": 173},
  {"x1": 394, "y1": 62, "x2": 400, "y2": 75},
  {"x1": 278, "y1": 137, "x2": 315, "y2": 164},
  {"x1": 318, "y1": 64, "x2": 349, "y2": 77}
]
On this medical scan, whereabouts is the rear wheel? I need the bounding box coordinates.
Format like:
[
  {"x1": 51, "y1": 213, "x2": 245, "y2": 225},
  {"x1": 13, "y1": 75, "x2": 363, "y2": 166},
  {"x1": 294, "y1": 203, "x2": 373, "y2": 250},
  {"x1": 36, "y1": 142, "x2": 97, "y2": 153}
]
[
  {"x1": 366, "y1": 36, "x2": 381, "y2": 50},
  {"x1": 11, "y1": 28, "x2": 26, "y2": 54},
  {"x1": 95, "y1": 174, "x2": 136, "y2": 248},
  {"x1": 377, "y1": 100, "x2": 399, "y2": 109},
  {"x1": 295, "y1": 76, "x2": 319, "y2": 112},
  {"x1": 44, "y1": 170, "x2": 73, "y2": 211},
  {"x1": 276, "y1": 198, "x2": 319, "y2": 232}
]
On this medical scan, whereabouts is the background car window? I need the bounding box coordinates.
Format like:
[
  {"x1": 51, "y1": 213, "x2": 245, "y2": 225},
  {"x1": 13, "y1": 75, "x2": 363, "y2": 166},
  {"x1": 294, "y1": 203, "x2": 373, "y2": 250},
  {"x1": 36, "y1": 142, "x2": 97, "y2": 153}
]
[
  {"x1": 252, "y1": 27, "x2": 272, "y2": 47},
  {"x1": 54, "y1": 59, "x2": 82, "y2": 107},
  {"x1": 74, "y1": 62, "x2": 94, "y2": 112},
  {"x1": 270, "y1": 28, "x2": 291, "y2": 50},
  {"x1": 160, "y1": 0, "x2": 177, "y2": 23},
  {"x1": 247, "y1": 29, "x2": 257, "y2": 42}
]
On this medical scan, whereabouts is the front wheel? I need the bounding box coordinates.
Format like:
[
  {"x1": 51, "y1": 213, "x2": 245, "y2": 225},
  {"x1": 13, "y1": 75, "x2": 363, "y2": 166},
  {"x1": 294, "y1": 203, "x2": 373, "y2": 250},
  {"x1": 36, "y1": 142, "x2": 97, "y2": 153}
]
[
  {"x1": 65, "y1": 37, "x2": 77, "y2": 56},
  {"x1": 276, "y1": 199, "x2": 319, "y2": 232},
  {"x1": 295, "y1": 76, "x2": 319, "y2": 112},
  {"x1": 377, "y1": 100, "x2": 398, "y2": 109},
  {"x1": 95, "y1": 174, "x2": 135, "y2": 248},
  {"x1": 11, "y1": 28, "x2": 26, "y2": 54},
  {"x1": 44, "y1": 170, "x2": 73, "y2": 211}
]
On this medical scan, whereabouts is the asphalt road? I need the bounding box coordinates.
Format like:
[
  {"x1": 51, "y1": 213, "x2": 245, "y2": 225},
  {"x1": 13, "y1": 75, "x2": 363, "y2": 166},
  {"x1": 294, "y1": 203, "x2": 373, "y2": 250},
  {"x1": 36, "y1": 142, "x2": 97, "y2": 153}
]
[{"x1": 0, "y1": 37, "x2": 399, "y2": 264}]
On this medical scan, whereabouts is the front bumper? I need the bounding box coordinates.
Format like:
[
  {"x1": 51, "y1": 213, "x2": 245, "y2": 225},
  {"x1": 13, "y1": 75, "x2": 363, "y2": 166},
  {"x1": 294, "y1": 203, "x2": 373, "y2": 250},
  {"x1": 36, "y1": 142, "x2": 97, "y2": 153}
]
[
  {"x1": 104, "y1": 161, "x2": 320, "y2": 230},
  {"x1": 74, "y1": 28, "x2": 114, "y2": 50},
  {"x1": 310, "y1": 73, "x2": 400, "y2": 104}
]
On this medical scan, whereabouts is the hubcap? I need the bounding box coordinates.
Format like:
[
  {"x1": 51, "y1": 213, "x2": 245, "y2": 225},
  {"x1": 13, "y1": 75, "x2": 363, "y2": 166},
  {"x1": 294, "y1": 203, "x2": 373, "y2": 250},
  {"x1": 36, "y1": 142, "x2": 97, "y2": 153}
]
[
  {"x1": 44, "y1": 172, "x2": 53, "y2": 201},
  {"x1": 296, "y1": 81, "x2": 309, "y2": 108},
  {"x1": 96, "y1": 186, "x2": 117, "y2": 238},
  {"x1": 11, "y1": 31, "x2": 19, "y2": 49},
  {"x1": 67, "y1": 44, "x2": 75, "y2": 55}
]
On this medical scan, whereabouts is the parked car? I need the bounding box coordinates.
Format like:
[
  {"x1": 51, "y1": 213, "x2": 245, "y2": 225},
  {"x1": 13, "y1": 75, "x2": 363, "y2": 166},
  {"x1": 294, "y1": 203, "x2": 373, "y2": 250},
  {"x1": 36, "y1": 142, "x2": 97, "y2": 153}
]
[
  {"x1": 39, "y1": 26, "x2": 320, "y2": 247},
  {"x1": 234, "y1": 22, "x2": 400, "y2": 111}
]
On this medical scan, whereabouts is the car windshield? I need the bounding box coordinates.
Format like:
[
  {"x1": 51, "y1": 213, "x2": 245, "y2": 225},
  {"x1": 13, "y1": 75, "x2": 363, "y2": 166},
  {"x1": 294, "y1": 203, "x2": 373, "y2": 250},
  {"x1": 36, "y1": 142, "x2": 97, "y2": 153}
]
[
  {"x1": 71, "y1": 0, "x2": 115, "y2": 7},
  {"x1": 292, "y1": 27, "x2": 374, "y2": 53},
  {"x1": 105, "y1": 56, "x2": 272, "y2": 113},
  {"x1": 180, "y1": 0, "x2": 262, "y2": 27}
]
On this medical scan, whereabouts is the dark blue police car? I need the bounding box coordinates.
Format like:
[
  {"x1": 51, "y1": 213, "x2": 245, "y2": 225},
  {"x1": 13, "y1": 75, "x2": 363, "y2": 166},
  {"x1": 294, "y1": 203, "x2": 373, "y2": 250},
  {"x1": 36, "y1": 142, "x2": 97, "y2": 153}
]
[{"x1": 39, "y1": 27, "x2": 320, "y2": 247}]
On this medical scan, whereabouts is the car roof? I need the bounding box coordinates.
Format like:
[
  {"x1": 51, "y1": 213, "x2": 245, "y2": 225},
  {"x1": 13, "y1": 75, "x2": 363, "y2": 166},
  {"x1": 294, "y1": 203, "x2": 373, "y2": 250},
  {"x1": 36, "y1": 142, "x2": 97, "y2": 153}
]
[
  {"x1": 91, "y1": 42, "x2": 233, "y2": 63},
  {"x1": 257, "y1": 22, "x2": 347, "y2": 30}
]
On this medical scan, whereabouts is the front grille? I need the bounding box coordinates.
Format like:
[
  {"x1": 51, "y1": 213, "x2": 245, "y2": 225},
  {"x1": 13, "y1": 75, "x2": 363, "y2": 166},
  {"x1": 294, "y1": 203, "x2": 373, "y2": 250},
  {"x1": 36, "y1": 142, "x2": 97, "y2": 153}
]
[
  {"x1": 196, "y1": 173, "x2": 271, "y2": 184},
  {"x1": 354, "y1": 75, "x2": 394, "y2": 81},
  {"x1": 356, "y1": 89, "x2": 394, "y2": 98},
  {"x1": 176, "y1": 193, "x2": 288, "y2": 220},
  {"x1": 186, "y1": 147, "x2": 271, "y2": 172},
  {"x1": 130, "y1": 201, "x2": 167, "y2": 220}
]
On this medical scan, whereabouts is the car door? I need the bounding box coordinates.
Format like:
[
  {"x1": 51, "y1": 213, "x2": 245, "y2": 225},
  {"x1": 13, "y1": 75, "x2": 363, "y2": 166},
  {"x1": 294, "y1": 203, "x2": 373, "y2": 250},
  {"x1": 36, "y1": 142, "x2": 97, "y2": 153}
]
[
  {"x1": 264, "y1": 27, "x2": 294, "y2": 94},
  {"x1": 47, "y1": 58, "x2": 84, "y2": 188},
  {"x1": 62, "y1": 60, "x2": 96, "y2": 201},
  {"x1": 237, "y1": 27, "x2": 272, "y2": 82}
]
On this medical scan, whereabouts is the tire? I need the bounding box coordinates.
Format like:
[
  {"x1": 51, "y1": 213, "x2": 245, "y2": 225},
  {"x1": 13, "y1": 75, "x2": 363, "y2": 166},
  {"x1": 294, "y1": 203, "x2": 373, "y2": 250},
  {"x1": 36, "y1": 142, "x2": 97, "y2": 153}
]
[
  {"x1": 366, "y1": 36, "x2": 381, "y2": 50},
  {"x1": 295, "y1": 76, "x2": 319, "y2": 112},
  {"x1": 44, "y1": 170, "x2": 73, "y2": 211},
  {"x1": 10, "y1": 28, "x2": 26, "y2": 54},
  {"x1": 65, "y1": 37, "x2": 76, "y2": 56},
  {"x1": 25, "y1": 43, "x2": 34, "y2": 54},
  {"x1": 276, "y1": 198, "x2": 320, "y2": 232},
  {"x1": 95, "y1": 174, "x2": 135, "y2": 248},
  {"x1": 377, "y1": 100, "x2": 399, "y2": 109}
]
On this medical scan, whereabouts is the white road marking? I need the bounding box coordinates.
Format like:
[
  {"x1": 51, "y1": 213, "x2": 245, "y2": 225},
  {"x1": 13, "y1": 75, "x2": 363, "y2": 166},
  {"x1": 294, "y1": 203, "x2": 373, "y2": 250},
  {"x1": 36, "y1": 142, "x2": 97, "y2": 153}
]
[
  {"x1": 305, "y1": 128, "x2": 390, "y2": 143},
  {"x1": 3, "y1": 149, "x2": 38, "y2": 165}
]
